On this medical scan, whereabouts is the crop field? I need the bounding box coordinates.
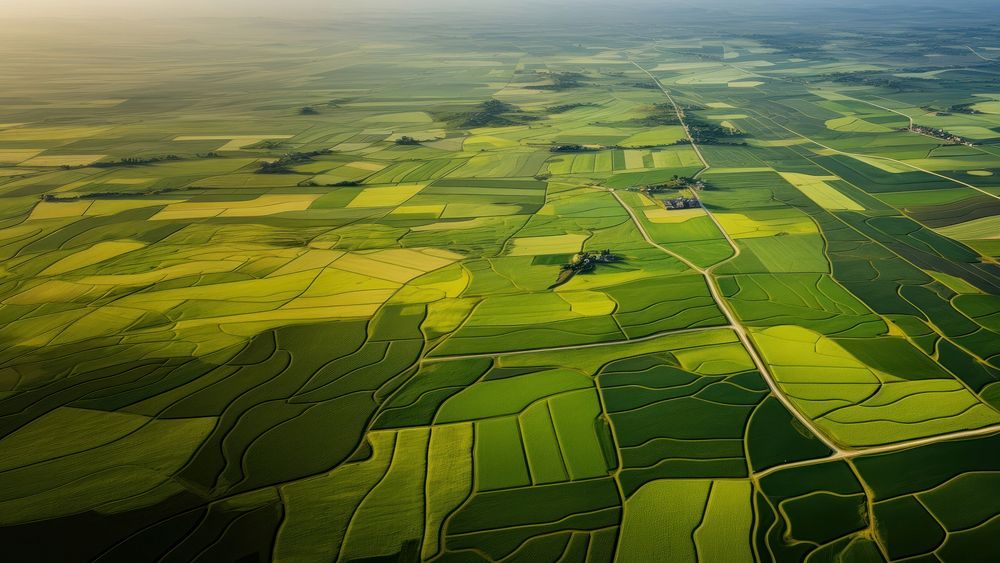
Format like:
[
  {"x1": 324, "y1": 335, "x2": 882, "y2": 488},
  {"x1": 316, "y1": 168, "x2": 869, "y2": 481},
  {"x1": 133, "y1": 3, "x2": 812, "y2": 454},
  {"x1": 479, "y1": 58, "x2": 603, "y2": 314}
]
[{"x1": 1, "y1": 5, "x2": 1000, "y2": 562}]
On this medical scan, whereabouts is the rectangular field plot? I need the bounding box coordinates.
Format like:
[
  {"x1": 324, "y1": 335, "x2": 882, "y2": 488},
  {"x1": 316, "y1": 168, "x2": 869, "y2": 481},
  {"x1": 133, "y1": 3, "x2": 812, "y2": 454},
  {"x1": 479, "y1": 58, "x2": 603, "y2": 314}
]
[
  {"x1": 5, "y1": 18, "x2": 1000, "y2": 563},
  {"x1": 596, "y1": 332, "x2": 770, "y2": 494}
]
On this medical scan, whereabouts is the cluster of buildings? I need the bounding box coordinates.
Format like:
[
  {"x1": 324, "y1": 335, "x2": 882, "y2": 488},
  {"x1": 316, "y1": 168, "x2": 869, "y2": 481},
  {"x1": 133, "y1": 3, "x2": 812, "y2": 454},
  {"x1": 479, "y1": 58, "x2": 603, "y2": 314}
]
[
  {"x1": 663, "y1": 197, "x2": 701, "y2": 210},
  {"x1": 907, "y1": 125, "x2": 975, "y2": 146}
]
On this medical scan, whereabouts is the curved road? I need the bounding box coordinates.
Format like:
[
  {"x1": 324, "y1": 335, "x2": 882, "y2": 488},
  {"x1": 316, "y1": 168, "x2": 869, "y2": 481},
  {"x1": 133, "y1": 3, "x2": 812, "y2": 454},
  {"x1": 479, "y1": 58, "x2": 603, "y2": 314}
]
[{"x1": 628, "y1": 58, "x2": 1000, "y2": 462}]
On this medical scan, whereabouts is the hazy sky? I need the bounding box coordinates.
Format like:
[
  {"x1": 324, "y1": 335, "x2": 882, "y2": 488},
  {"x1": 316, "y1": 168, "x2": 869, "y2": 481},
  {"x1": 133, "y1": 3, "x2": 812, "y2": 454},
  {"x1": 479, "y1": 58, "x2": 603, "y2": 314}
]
[
  {"x1": 3, "y1": 0, "x2": 532, "y2": 17},
  {"x1": 1, "y1": 0, "x2": 995, "y2": 19}
]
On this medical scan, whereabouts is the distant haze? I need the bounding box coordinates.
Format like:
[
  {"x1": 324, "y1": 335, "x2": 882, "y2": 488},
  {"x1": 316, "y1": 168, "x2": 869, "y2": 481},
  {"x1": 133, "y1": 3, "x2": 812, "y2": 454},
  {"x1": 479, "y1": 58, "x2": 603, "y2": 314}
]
[{"x1": 3, "y1": 0, "x2": 998, "y2": 19}]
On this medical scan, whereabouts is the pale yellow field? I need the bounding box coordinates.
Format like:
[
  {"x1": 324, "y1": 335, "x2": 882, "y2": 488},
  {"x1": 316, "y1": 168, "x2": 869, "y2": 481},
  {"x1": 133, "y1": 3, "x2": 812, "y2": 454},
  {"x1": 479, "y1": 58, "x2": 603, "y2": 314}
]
[
  {"x1": 80, "y1": 260, "x2": 245, "y2": 286},
  {"x1": 86, "y1": 199, "x2": 178, "y2": 216},
  {"x1": 462, "y1": 135, "x2": 520, "y2": 150},
  {"x1": 624, "y1": 150, "x2": 647, "y2": 170},
  {"x1": 361, "y1": 248, "x2": 463, "y2": 271},
  {"x1": 21, "y1": 154, "x2": 105, "y2": 167},
  {"x1": 151, "y1": 194, "x2": 319, "y2": 220},
  {"x1": 825, "y1": 116, "x2": 893, "y2": 133},
  {"x1": 716, "y1": 211, "x2": 819, "y2": 238},
  {"x1": 282, "y1": 289, "x2": 397, "y2": 310},
  {"x1": 844, "y1": 155, "x2": 911, "y2": 173},
  {"x1": 705, "y1": 102, "x2": 735, "y2": 108},
  {"x1": 267, "y1": 250, "x2": 346, "y2": 277},
  {"x1": 347, "y1": 161, "x2": 387, "y2": 171},
  {"x1": 47, "y1": 244, "x2": 461, "y2": 353},
  {"x1": 173, "y1": 304, "x2": 383, "y2": 334},
  {"x1": 0, "y1": 126, "x2": 109, "y2": 141},
  {"x1": 559, "y1": 291, "x2": 616, "y2": 316},
  {"x1": 29, "y1": 200, "x2": 93, "y2": 220},
  {"x1": 414, "y1": 265, "x2": 471, "y2": 298},
  {"x1": 778, "y1": 172, "x2": 864, "y2": 211},
  {"x1": 441, "y1": 203, "x2": 520, "y2": 218},
  {"x1": 635, "y1": 193, "x2": 659, "y2": 207},
  {"x1": 0, "y1": 149, "x2": 42, "y2": 164},
  {"x1": 4, "y1": 279, "x2": 93, "y2": 305},
  {"x1": 347, "y1": 184, "x2": 425, "y2": 208},
  {"x1": 508, "y1": 233, "x2": 588, "y2": 256},
  {"x1": 809, "y1": 90, "x2": 854, "y2": 101},
  {"x1": 644, "y1": 207, "x2": 705, "y2": 223},
  {"x1": 410, "y1": 217, "x2": 489, "y2": 231},
  {"x1": 728, "y1": 81, "x2": 764, "y2": 88},
  {"x1": 41, "y1": 240, "x2": 147, "y2": 276},
  {"x1": 173, "y1": 135, "x2": 293, "y2": 151},
  {"x1": 389, "y1": 204, "x2": 445, "y2": 216},
  {"x1": 331, "y1": 252, "x2": 430, "y2": 283}
]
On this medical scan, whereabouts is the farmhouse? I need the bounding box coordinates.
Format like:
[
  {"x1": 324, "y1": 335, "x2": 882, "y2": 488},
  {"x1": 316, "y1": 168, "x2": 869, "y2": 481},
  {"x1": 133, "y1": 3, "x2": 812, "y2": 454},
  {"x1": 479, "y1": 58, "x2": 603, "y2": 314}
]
[
  {"x1": 548, "y1": 250, "x2": 623, "y2": 289},
  {"x1": 663, "y1": 197, "x2": 701, "y2": 210}
]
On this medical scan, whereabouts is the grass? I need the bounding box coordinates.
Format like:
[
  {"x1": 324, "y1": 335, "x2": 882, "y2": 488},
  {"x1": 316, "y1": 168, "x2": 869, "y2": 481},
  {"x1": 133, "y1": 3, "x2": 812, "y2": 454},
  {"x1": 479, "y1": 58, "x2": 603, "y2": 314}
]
[
  {"x1": 508, "y1": 233, "x2": 588, "y2": 255},
  {"x1": 694, "y1": 480, "x2": 755, "y2": 563},
  {"x1": 936, "y1": 215, "x2": 1000, "y2": 240},
  {"x1": 347, "y1": 184, "x2": 425, "y2": 207},
  {"x1": 0, "y1": 407, "x2": 215, "y2": 525},
  {"x1": 751, "y1": 325, "x2": 1000, "y2": 447},
  {"x1": 421, "y1": 423, "x2": 474, "y2": 559},
  {"x1": 617, "y1": 479, "x2": 711, "y2": 562},
  {"x1": 339, "y1": 428, "x2": 429, "y2": 561},
  {"x1": 2, "y1": 15, "x2": 1000, "y2": 563},
  {"x1": 475, "y1": 417, "x2": 531, "y2": 490},
  {"x1": 777, "y1": 172, "x2": 865, "y2": 211},
  {"x1": 274, "y1": 431, "x2": 396, "y2": 562},
  {"x1": 39, "y1": 240, "x2": 146, "y2": 275},
  {"x1": 435, "y1": 369, "x2": 591, "y2": 423}
]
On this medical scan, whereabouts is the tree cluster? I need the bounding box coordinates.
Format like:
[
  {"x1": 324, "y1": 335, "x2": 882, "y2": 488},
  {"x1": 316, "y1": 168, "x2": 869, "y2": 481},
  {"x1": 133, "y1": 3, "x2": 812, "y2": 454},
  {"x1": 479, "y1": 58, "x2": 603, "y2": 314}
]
[
  {"x1": 461, "y1": 99, "x2": 534, "y2": 128},
  {"x1": 88, "y1": 155, "x2": 181, "y2": 168},
  {"x1": 257, "y1": 149, "x2": 332, "y2": 174}
]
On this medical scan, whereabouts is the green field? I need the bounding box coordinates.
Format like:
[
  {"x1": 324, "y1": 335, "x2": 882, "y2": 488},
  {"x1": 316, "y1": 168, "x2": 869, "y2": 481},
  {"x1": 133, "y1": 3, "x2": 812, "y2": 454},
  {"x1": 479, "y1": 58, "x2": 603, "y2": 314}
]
[{"x1": 1, "y1": 3, "x2": 1000, "y2": 561}]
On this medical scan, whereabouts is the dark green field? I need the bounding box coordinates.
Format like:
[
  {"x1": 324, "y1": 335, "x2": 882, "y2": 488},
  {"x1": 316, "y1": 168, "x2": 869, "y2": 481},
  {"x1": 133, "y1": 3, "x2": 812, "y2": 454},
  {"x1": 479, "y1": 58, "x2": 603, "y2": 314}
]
[{"x1": 1, "y1": 1, "x2": 1000, "y2": 561}]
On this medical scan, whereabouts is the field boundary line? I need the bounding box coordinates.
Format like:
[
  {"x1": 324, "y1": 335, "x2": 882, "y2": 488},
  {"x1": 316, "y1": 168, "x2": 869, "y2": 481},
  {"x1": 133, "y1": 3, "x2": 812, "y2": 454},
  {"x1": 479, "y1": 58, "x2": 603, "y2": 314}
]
[
  {"x1": 746, "y1": 107, "x2": 1000, "y2": 202},
  {"x1": 421, "y1": 325, "x2": 732, "y2": 362},
  {"x1": 755, "y1": 422, "x2": 1000, "y2": 480},
  {"x1": 629, "y1": 59, "x2": 849, "y2": 454},
  {"x1": 967, "y1": 45, "x2": 996, "y2": 62}
]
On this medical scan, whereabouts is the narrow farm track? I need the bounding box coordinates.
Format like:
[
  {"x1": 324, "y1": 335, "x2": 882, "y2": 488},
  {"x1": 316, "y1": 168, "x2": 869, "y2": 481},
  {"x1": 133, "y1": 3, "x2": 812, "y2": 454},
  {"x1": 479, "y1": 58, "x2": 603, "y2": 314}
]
[
  {"x1": 420, "y1": 325, "x2": 731, "y2": 363},
  {"x1": 629, "y1": 60, "x2": 844, "y2": 454},
  {"x1": 629, "y1": 58, "x2": 1000, "y2": 462},
  {"x1": 756, "y1": 421, "x2": 1000, "y2": 480},
  {"x1": 609, "y1": 188, "x2": 846, "y2": 455},
  {"x1": 747, "y1": 107, "x2": 1000, "y2": 202},
  {"x1": 967, "y1": 45, "x2": 997, "y2": 62}
]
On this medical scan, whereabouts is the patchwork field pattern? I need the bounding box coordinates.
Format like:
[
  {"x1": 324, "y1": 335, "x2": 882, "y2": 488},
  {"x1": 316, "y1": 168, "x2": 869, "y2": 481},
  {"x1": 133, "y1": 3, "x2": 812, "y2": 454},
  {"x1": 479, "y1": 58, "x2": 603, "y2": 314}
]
[{"x1": 1, "y1": 11, "x2": 999, "y2": 563}]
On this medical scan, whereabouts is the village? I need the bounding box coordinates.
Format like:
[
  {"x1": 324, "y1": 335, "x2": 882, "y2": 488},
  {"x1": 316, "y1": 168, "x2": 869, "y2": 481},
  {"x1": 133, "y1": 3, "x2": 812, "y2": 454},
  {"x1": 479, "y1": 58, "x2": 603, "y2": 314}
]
[
  {"x1": 907, "y1": 124, "x2": 976, "y2": 146},
  {"x1": 626, "y1": 175, "x2": 705, "y2": 210}
]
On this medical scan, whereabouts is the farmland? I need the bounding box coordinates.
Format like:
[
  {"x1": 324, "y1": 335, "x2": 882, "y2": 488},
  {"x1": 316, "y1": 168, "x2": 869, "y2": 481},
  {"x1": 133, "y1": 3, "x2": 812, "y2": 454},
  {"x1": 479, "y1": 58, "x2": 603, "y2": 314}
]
[{"x1": 1, "y1": 3, "x2": 1000, "y2": 561}]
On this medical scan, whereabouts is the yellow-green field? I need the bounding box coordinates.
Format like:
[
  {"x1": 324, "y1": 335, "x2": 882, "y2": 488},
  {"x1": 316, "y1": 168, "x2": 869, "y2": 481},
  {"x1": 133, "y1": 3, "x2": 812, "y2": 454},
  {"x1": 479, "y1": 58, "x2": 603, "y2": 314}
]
[{"x1": 0, "y1": 11, "x2": 999, "y2": 563}]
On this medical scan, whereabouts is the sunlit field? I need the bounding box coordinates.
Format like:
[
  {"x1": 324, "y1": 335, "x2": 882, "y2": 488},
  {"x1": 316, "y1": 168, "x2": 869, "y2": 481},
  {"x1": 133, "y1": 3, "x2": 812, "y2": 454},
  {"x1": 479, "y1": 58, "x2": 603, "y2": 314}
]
[{"x1": 1, "y1": 4, "x2": 1000, "y2": 560}]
